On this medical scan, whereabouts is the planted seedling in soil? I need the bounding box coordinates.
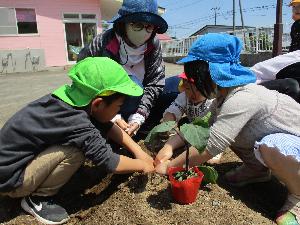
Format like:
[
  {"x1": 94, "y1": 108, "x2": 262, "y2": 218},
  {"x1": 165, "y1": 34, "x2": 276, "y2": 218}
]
[
  {"x1": 173, "y1": 169, "x2": 198, "y2": 181},
  {"x1": 145, "y1": 112, "x2": 218, "y2": 183}
]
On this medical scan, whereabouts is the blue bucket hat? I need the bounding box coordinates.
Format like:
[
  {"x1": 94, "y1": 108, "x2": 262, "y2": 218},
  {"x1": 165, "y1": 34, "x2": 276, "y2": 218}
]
[
  {"x1": 109, "y1": 0, "x2": 168, "y2": 34},
  {"x1": 177, "y1": 33, "x2": 256, "y2": 87}
]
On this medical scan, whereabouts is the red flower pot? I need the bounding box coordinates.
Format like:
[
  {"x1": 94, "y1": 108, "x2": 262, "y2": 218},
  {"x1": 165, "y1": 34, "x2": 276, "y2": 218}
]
[{"x1": 168, "y1": 166, "x2": 204, "y2": 204}]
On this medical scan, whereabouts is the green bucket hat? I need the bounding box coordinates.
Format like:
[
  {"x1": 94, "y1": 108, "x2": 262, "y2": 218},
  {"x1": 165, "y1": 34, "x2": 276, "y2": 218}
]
[{"x1": 53, "y1": 57, "x2": 143, "y2": 107}]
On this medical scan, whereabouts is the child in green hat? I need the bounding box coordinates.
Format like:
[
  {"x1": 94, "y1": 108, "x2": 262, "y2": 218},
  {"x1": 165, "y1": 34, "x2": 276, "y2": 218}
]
[{"x1": 0, "y1": 57, "x2": 154, "y2": 225}]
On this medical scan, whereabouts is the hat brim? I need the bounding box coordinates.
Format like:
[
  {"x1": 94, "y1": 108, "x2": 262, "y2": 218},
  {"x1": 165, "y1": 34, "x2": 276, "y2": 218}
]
[
  {"x1": 109, "y1": 12, "x2": 168, "y2": 34},
  {"x1": 209, "y1": 62, "x2": 256, "y2": 87},
  {"x1": 177, "y1": 55, "x2": 199, "y2": 64},
  {"x1": 53, "y1": 78, "x2": 143, "y2": 107},
  {"x1": 176, "y1": 55, "x2": 256, "y2": 87}
]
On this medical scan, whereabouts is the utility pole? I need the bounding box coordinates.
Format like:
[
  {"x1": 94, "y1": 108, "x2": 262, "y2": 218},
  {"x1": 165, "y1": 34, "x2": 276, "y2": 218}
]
[
  {"x1": 233, "y1": 0, "x2": 236, "y2": 34},
  {"x1": 238, "y1": 0, "x2": 246, "y2": 47},
  {"x1": 211, "y1": 7, "x2": 220, "y2": 25},
  {"x1": 238, "y1": 0, "x2": 244, "y2": 29},
  {"x1": 273, "y1": 0, "x2": 283, "y2": 57}
]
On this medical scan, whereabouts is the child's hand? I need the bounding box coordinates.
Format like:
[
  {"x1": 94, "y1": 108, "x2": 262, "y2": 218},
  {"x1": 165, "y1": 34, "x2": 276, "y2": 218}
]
[
  {"x1": 154, "y1": 146, "x2": 173, "y2": 166},
  {"x1": 142, "y1": 161, "x2": 155, "y2": 173},
  {"x1": 162, "y1": 112, "x2": 176, "y2": 123},
  {"x1": 135, "y1": 151, "x2": 154, "y2": 165},
  {"x1": 206, "y1": 153, "x2": 223, "y2": 164},
  {"x1": 155, "y1": 160, "x2": 170, "y2": 175}
]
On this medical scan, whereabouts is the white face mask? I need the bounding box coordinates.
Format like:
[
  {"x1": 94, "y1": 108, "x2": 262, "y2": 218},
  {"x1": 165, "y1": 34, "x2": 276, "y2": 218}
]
[{"x1": 125, "y1": 24, "x2": 152, "y2": 47}]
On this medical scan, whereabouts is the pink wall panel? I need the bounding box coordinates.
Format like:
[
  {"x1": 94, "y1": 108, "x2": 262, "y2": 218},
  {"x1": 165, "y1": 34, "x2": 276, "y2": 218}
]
[{"x1": 0, "y1": 0, "x2": 101, "y2": 66}]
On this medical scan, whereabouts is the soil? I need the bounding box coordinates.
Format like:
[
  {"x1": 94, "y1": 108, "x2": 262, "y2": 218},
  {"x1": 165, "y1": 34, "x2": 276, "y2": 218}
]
[{"x1": 0, "y1": 142, "x2": 287, "y2": 225}]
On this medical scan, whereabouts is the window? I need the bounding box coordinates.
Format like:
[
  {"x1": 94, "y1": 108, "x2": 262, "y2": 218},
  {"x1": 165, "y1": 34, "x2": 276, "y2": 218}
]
[
  {"x1": 63, "y1": 13, "x2": 97, "y2": 61},
  {"x1": 0, "y1": 7, "x2": 38, "y2": 35},
  {"x1": 63, "y1": 14, "x2": 80, "y2": 19},
  {"x1": 0, "y1": 8, "x2": 18, "y2": 35},
  {"x1": 16, "y1": 8, "x2": 38, "y2": 34},
  {"x1": 82, "y1": 14, "x2": 96, "y2": 19}
]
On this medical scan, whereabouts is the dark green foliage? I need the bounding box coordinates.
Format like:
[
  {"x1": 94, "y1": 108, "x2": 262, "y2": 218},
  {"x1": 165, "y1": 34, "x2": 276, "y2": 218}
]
[
  {"x1": 144, "y1": 121, "x2": 176, "y2": 145},
  {"x1": 197, "y1": 165, "x2": 218, "y2": 185},
  {"x1": 173, "y1": 169, "x2": 198, "y2": 181},
  {"x1": 180, "y1": 124, "x2": 210, "y2": 153},
  {"x1": 192, "y1": 112, "x2": 211, "y2": 128}
]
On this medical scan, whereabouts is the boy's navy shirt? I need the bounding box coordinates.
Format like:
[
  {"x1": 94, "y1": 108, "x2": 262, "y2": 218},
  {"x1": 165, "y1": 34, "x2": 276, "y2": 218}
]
[{"x1": 0, "y1": 94, "x2": 120, "y2": 192}]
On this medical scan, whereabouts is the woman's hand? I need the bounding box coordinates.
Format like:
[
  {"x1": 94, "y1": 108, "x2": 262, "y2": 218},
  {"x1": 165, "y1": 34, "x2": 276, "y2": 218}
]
[
  {"x1": 154, "y1": 146, "x2": 173, "y2": 166},
  {"x1": 155, "y1": 160, "x2": 171, "y2": 175},
  {"x1": 126, "y1": 122, "x2": 140, "y2": 136}
]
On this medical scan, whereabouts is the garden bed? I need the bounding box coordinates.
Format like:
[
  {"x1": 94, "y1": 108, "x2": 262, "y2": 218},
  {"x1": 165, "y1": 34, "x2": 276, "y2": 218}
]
[{"x1": 0, "y1": 142, "x2": 287, "y2": 225}]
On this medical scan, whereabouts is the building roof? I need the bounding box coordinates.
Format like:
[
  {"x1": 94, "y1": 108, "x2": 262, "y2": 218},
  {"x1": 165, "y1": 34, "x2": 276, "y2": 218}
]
[
  {"x1": 157, "y1": 33, "x2": 172, "y2": 41},
  {"x1": 190, "y1": 24, "x2": 256, "y2": 37}
]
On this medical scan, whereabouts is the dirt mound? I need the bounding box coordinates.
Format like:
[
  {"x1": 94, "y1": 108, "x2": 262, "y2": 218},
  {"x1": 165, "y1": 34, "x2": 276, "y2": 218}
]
[{"x1": 0, "y1": 144, "x2": 287, "y2": 225}]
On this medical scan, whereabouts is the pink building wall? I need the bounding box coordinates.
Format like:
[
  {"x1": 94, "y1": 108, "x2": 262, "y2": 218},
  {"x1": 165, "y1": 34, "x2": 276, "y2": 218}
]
[{"x1": 0, "y1": 0, "x2": 102, "y2": 67}]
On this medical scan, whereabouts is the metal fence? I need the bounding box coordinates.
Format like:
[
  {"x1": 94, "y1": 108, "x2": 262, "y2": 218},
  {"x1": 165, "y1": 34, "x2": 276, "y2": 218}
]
[{"x1": 161, "y1": 27, "x2": 291, "y2": 57}]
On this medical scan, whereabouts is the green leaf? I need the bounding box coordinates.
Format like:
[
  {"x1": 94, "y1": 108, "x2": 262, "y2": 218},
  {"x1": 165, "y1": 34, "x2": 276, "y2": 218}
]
[
  {"x1": 180, "y1": 124, "x2": 210, "y2": 153},
  {"x1": 198, "y1": 165, "x2": 218, "y2": 185},
  {"x1": 144, "y1": 121, "x2": 176, "y2": 144},
  {"x1": 192, "y1": 112, "x2": 212, "y2": 128},
  {"x1": 173, "y1": 169, "x2": 198, "y2": 181}
]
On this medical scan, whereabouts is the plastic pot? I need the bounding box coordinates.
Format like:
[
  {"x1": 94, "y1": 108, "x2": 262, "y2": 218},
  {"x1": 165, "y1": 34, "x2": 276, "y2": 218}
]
[{"x1": 168, "y1": 166, "x2": 204, "y2": 204}]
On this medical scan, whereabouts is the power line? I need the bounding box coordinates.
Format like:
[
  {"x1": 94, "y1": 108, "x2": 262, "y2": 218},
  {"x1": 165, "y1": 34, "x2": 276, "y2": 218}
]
[
  {"x1": 167, "y1": 0, "x2": 207, "y2": 12},
  {"x1": 169, "y1": 3, "x2": 280, "y2": 28},
  {"x1": 167, "y1": 0, "x2": 291, "y2": 38}
]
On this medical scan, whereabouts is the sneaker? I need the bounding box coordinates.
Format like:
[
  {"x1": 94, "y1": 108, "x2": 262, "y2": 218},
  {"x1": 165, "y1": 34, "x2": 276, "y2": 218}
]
[
  {"x1": 276, "y1": 211, "x2": 299, "y2": 225},
  {"x1": 225, "y1": 164, "x2": 271, "y2": 187},
  {"x1": 276, "y1": 194, "x2": 300, "y2": 225},
  {"x1": 21, "y1": 195, "x2": 70, "y2": 224}
]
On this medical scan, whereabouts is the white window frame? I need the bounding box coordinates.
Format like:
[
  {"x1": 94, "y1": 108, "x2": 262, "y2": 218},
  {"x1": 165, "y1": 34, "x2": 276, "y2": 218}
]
[
  {"x1": 0, "y1": 7, "x2": 39, "y2": 37},
  {"x1": 62, "y1": 12, "x2": 98, "y2": 63}
]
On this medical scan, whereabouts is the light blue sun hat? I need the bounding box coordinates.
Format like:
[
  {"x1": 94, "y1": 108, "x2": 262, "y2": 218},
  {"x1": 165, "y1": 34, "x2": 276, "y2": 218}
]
[{"x1": 177, "y1": 33, "x2": 256, "y2": 87}]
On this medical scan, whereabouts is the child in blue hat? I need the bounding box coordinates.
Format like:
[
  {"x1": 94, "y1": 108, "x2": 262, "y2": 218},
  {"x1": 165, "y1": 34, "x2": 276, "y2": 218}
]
[
  {"x1": 155, "y1": 33, "x2": 300, "y2": 225},
  {"x1": 154, "y1": 72, "x2": 223, "y2": 165}
]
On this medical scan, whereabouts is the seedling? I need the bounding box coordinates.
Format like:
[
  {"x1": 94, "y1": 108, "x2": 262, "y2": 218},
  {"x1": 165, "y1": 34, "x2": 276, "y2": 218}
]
[
  {"x1": 145, "y1": 112, "x2": 218, "y2": 184},
  {"x1": 173, "y1": 169, "x2": 198, "y2": 181}
]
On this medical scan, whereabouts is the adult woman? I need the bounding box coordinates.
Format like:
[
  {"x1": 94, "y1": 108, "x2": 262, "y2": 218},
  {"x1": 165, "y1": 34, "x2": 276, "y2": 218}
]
[
  {"x1": 78, "y1": 0, "x2": 174, "y2": 136},
  {"x1": 155, "y1": 33, "x2": 300, "y2": 225}
]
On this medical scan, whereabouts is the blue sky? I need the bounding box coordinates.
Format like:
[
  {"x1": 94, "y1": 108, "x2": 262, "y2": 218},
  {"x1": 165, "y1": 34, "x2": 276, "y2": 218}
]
[{"x1": 158, "y1": 0, "x2": 293, "y2": 38}]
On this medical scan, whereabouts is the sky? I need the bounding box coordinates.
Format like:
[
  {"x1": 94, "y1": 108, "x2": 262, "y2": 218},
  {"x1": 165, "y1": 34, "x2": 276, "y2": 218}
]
[{"x1": 158, "y1": 0, "x2": 293, "y2": 38}]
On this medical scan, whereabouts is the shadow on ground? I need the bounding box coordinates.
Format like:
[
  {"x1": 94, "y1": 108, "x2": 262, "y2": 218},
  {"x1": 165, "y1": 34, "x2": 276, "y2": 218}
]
[{"x1": 214, "y1": 161, "x2": 287, "y2": 220}]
